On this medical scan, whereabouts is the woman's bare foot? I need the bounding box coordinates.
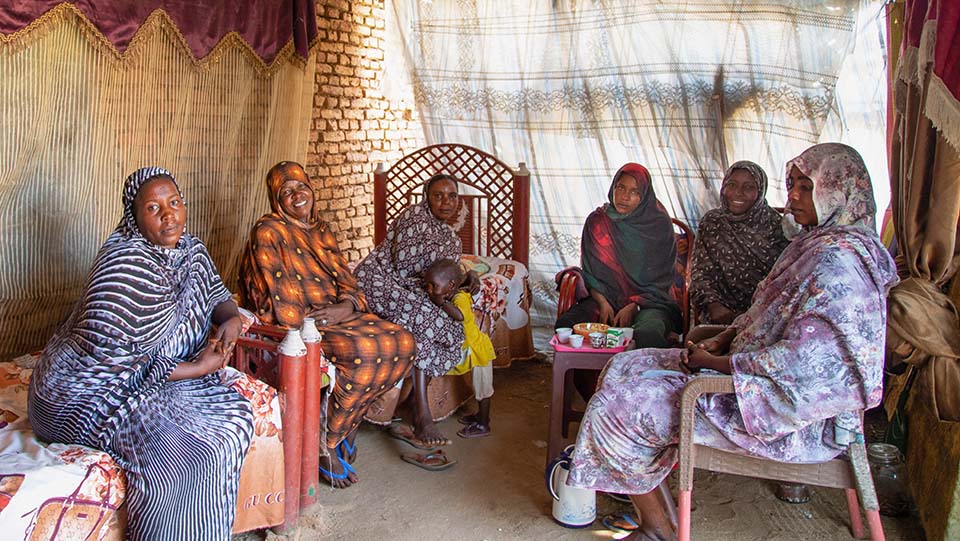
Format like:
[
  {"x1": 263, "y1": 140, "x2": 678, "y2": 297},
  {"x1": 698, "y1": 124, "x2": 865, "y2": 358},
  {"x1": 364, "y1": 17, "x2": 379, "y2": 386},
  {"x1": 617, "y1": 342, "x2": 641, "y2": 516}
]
[
  {"x1": 319, "y1": 451, "x2": 358, "y2": 489},
  {"x1": 413, "y1": 416, "x2": 451, "y2": 447}
]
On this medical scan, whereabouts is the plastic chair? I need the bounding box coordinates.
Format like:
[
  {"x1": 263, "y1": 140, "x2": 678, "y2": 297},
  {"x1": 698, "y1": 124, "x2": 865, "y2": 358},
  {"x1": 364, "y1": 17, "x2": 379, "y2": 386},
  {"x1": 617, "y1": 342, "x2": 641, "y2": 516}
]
[{"x1": 677, "y1": 375, "x2": 886, "y2": 541}]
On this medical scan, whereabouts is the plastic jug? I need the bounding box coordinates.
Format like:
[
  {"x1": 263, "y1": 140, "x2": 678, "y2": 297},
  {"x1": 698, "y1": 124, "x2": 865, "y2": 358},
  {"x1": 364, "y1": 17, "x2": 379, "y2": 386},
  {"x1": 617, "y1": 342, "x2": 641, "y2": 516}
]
[{"x1": 546, "y1": 444, "x2": 596, "y2": 528}]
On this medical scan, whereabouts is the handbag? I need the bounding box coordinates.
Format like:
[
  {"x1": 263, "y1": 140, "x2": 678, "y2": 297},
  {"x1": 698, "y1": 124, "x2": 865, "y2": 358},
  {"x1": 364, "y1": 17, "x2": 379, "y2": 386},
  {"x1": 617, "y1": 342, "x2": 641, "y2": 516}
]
[{"x1": 26, "y1": 463, "x2": 117, "y2": 541}]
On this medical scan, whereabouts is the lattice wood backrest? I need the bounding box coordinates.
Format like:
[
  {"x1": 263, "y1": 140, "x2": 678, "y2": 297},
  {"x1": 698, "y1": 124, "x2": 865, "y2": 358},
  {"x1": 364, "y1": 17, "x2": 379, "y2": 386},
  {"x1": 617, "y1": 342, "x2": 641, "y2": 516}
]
[{"x1": 374, "y1": 144, "x2": 530, "y2": 266}]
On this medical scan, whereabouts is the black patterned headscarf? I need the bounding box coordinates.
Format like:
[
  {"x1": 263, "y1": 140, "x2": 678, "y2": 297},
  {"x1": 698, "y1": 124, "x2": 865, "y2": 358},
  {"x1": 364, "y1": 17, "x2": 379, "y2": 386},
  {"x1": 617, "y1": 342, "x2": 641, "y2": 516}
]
[{"x1": 689, "y1": 161, "x2": 790, "y2": 318}]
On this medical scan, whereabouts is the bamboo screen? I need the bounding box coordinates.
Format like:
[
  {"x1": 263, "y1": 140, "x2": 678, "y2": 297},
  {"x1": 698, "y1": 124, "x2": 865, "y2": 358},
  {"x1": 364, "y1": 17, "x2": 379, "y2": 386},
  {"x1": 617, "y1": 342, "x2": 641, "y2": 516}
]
[{"x1": 0, "y1": 7, "x2": 316, "y2": 357}]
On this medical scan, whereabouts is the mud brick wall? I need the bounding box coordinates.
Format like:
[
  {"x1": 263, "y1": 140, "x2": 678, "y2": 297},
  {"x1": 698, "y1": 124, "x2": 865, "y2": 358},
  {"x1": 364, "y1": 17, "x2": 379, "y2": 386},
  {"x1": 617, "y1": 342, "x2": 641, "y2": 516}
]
[{"x1": 308, "y1": 0, "x2": 423, "y2": 262}]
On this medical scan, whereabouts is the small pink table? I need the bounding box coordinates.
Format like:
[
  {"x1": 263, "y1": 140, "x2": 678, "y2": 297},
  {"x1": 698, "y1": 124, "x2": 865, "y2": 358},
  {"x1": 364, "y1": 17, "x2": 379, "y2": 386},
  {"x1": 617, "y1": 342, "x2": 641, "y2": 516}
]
[{"x1": 546, "y1": 336, "x2": 632, "y2": 470}]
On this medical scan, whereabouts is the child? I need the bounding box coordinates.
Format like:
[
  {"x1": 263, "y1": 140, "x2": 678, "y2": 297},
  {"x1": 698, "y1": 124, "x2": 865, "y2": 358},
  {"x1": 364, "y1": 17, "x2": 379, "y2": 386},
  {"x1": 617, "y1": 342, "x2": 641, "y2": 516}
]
[{"x1": 423, "y1": 258, "x2": 496, "y2": 438}]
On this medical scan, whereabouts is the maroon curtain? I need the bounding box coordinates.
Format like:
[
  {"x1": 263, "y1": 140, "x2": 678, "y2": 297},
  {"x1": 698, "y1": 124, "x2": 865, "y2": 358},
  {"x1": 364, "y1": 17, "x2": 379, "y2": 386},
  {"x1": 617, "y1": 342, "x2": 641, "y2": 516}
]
[{"x1": 0, "y1": 1, "x2": 317, "y2": 63}]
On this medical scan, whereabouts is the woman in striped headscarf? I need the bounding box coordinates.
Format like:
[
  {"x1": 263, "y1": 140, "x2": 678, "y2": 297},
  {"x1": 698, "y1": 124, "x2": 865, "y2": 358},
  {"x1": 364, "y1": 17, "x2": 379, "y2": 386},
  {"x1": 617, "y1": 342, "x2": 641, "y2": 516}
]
[{"x1": 28, "y1": 167, "x2": 253, "y2": 541}]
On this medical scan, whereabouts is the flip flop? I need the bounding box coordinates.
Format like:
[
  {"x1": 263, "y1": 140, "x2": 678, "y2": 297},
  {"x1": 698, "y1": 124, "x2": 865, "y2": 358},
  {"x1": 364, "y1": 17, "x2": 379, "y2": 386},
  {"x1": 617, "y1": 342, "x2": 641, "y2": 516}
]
[
  {"x1": 387, "y1": 424, "x2": 438, "y2": 451},
  {"x1": 601, "y1": 512, "x2": 640, "y2": 533},
  {"x1": 457, "y1": 421, "x2": 490, "y2": 439},
  {"x1": 319, "y1": 449, "x2": 357, "y2": 487},
  {"x1": 400, "y1": 449, "x2": 458, "y2": 471},
  {"x1": 339, "y1": 438, "x2": 358, "y2": 463}
]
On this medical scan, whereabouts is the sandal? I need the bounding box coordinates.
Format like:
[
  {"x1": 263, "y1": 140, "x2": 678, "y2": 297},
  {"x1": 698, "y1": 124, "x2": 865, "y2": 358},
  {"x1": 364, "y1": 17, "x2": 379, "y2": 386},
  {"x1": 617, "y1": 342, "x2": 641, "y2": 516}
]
[
  {"x1": 400, "y1": 449, "x2": 458, "y2": 471},
  {"x1": 319, "y1": 448, "x2": 357, "y2": 486},
  {"x1": 338, "y1": 438, "x2": 358, "y2": 463},
  {"x1": 457, "y1": 422, "x2": 490, "y2": 439},
  {"x1": 601, "y1": 512, "x2": 640, "y2": 533}
]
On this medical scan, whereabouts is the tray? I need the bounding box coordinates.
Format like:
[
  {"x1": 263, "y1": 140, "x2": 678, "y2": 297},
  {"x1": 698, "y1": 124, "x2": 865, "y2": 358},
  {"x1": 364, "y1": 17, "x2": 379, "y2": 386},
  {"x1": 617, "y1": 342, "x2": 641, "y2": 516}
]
[{"x1": 550, "y1": 334, "x2": 632, "y2": 353}]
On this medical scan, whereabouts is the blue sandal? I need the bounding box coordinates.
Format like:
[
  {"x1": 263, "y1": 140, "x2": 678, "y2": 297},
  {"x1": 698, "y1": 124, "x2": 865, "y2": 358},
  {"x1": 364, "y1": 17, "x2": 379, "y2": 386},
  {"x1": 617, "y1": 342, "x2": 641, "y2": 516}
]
[
  {"x1": 319, "y1": 446, "x2": 356, "y2": 485},
  {"x1": 339, "y1": 438, "x2": 358, "y2": 463},
  {"x1": 601, "y1": 512, "x2": 640, "y2": 533}
]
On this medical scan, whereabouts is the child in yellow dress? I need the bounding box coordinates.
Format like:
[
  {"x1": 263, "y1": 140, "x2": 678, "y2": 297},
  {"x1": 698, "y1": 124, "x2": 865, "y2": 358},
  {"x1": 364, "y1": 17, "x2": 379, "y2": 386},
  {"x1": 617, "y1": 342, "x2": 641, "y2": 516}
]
[{"x1": 423, "y1": 258, "x2": 496, "y2": 438}]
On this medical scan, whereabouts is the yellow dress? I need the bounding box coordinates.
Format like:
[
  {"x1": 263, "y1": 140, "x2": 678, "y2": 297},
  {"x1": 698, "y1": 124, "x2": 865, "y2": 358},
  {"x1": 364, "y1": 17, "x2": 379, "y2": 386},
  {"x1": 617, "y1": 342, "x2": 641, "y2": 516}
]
[{"x1": 447, "y1": 291, "x2": 496, "y2": 376}]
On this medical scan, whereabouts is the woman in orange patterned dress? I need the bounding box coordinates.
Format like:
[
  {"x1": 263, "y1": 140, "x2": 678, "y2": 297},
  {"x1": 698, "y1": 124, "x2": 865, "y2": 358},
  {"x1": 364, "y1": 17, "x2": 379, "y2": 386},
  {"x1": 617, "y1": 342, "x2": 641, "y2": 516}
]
[{"x1": 239, "y1": 162, "x2": 416, "y2": 489}]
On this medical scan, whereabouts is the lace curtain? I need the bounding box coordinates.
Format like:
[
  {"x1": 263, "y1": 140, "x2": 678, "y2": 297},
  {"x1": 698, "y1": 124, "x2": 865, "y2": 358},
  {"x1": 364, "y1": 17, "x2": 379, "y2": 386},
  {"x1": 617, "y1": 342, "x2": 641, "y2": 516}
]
[{"x1": 385, "y1": 0, "x2": 889, "y2": 328}]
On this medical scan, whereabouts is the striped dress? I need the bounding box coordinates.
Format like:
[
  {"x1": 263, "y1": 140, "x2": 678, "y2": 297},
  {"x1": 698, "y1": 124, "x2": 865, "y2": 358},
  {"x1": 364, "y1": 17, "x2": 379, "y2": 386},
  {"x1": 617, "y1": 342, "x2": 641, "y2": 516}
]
[{"x1": 28, "y1": 167, "x2": 253, "y2": 541}]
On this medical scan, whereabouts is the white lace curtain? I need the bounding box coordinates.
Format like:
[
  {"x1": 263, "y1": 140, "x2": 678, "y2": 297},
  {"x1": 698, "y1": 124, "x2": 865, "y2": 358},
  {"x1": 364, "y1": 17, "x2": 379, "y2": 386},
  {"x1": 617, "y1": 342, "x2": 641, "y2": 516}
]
[{"x1": 385, "y1": 0, "x2": 889, "y2": 327}]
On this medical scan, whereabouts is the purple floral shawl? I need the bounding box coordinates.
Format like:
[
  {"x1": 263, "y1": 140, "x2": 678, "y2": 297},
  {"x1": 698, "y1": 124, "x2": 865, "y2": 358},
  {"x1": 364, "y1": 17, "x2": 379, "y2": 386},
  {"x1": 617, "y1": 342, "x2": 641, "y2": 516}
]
[{"x1": 728, "y1": 144, "x2": 898, "y2": 444}]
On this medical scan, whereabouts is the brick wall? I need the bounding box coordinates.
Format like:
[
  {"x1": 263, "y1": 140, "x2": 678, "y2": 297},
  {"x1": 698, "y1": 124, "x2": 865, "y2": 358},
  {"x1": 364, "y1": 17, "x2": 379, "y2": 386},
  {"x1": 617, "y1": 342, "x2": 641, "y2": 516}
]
[{"x1": 308, "y1": 0, "x2": 424, "y2": 262}]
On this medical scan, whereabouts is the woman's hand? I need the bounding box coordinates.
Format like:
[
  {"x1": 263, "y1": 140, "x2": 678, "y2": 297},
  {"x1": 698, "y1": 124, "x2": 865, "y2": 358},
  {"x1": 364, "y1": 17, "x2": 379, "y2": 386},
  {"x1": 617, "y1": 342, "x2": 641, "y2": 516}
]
[
  {"x1": 589, "y1": 290, "x2": 615, "y2": 324},
  {"x1": 682, "y1": 342, "x2": 732, "y2": 374},
  {"x1": 707, "y1": 302, "x2": 736, "y2": 325},
  {"x1": 463, "y1": 270, "x2": 481, "y2": 295},
  {"x1": 211, "y1": 315, "x2": 244, "y2": 356},
  {"x1": 309, "y1": 301, "x2": 354, "y2": 327},
  {"x1": 169, "y1": 344, "x2": 228, "y2": 381},
  {"x1": 613, "y1": 303, "x2": 637, "y2": 327}
]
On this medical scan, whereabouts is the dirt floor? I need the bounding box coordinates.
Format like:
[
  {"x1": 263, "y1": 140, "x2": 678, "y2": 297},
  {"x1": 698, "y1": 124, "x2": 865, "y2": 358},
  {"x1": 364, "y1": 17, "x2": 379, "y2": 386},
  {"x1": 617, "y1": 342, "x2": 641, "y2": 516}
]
[{"x1": 238, "y1": 355, "x2": 925, "y2": 541}]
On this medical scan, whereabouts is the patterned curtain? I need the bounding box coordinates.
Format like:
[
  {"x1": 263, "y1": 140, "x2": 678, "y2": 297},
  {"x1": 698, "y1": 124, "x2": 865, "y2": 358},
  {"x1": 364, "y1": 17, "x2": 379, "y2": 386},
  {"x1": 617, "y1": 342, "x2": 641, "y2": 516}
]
[
  {"x1": 385, "y1": 0, "x2": 889, "y2": 328},
  {"x1": 0, "y1": 3, "x2": 317, "y2": 357}
]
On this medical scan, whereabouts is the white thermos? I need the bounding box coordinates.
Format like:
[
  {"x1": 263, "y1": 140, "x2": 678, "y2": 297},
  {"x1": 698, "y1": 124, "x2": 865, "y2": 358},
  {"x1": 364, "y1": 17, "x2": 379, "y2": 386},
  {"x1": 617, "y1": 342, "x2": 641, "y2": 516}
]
[{"x1": 546, "y1": 444, "x2": 596, "y2": 528}]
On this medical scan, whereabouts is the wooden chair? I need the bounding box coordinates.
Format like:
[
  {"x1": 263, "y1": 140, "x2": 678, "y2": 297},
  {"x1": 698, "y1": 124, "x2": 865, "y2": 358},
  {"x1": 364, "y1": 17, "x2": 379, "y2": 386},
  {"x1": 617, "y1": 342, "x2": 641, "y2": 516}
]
[
  {"x1": 370, "y1": 143, "x2": 534, "y2": 421},
  {"x1": 373, "y1": 143, "x2": 530, "y2": 265},
  {"x1": 677, "y1": 375, "x2": 886, "y2": 541},
  {"x1": 555, "y1": 217, "x2": 696, "y2": 336}
]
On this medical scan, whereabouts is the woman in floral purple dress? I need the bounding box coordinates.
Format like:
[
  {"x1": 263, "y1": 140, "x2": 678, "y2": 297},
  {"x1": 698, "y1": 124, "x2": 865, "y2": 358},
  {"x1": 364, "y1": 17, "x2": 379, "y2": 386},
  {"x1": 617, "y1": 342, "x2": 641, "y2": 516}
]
[{"x1": 566, "y1": 143, "x2": 898, "y2": 541}]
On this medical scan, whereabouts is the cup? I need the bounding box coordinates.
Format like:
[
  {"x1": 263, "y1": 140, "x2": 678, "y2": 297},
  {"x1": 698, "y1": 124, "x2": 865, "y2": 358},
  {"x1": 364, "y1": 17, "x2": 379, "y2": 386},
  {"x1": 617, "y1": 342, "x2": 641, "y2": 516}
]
[
  {"x1": 555, "y1": 327, "x2": 573, "y2": 344},
  {"x1": 568, "y1": 334, "x2": 584, "y2": 348},
  {"x1": 588, "y1": 332, "x2": 605, "y2": 348},
  {"x1": 619, "y1": 327, "x2": 634, "y2": 343}
]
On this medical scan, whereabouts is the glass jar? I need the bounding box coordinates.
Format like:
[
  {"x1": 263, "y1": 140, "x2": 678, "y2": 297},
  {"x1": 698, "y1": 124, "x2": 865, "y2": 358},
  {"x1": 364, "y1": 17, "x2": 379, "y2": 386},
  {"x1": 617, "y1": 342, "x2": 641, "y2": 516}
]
[{"x1": 867, "y1": 443, "x2": 911, "y2": 516}]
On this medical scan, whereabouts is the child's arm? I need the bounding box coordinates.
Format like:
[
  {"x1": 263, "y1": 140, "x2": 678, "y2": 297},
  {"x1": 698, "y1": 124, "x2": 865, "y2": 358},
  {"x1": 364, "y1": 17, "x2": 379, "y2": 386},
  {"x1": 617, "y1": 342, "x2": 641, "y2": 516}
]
[{"x1": 439, "y1": 299, "x2": 464, "y2": 322}]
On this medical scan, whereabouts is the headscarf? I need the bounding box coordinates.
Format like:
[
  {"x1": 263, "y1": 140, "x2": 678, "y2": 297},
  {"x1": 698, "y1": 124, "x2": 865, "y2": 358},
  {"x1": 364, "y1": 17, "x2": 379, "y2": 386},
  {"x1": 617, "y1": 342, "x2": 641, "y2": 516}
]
[
  {"x1": 785, "y1": 142, "x2": 877, "y2": 232},
  {"x1": 264, "y1": 161, "x2": 317, "y2": 225},
  {"x1": 689, "y1": 161, "x2": 789, "y2": 317},
  {"x1": 581, "y1": 163, "x2": 678, "y2": 312}
]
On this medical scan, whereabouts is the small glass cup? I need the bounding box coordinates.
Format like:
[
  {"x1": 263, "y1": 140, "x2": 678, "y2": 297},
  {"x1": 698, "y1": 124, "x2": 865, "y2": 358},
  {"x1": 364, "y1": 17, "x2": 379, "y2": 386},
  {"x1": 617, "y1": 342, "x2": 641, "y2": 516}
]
[
  {"x1": 568, "y1": 334, "x2": 584, "y2": 348},
  {"x1": 556, "y1": 327, "x2": 573, "y2": 344}
]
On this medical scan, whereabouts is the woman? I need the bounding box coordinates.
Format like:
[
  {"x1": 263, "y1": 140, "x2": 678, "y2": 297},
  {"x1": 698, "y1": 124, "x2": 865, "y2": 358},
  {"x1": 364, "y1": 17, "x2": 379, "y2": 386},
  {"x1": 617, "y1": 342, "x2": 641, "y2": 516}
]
[
  {"x1": 29, "y1": 167, "x2": 253, "y2": 540},
  {"x1": 556, "y1": 163, "x2": 681, "y2": 345},
  {"x1": 689, "y1": 161, "x2": 789, "y2": 324},
  {"x1": 238, "y1": 161, "x2": 415, "y2": 488},
  {"x1": 566, "y1": 144, "x2": 897, "y2": 541},
  {"x1": 555, "y1": 163, "x2": 681, "y2": 400},
  {"x1": 354, "y1": 173, "x2": 475, "y2": 448}
]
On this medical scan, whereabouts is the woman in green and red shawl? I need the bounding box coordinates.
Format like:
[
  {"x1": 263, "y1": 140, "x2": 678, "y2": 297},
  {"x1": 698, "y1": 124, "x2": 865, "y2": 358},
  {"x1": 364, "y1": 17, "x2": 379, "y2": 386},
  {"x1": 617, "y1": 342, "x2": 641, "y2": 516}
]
[{"x1": 556, "y1": 163, "x2": 681, "y2": 396}]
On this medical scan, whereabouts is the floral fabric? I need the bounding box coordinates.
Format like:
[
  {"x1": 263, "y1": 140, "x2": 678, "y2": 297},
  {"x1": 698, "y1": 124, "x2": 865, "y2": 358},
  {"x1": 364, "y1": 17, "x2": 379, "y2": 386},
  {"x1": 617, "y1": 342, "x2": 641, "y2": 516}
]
[
  {"x1": 355, "y1": 202, "x2": 465, "y2": 377},
  {"x1": 568, "y1": 144, "x2": 898, "y2": 494}
]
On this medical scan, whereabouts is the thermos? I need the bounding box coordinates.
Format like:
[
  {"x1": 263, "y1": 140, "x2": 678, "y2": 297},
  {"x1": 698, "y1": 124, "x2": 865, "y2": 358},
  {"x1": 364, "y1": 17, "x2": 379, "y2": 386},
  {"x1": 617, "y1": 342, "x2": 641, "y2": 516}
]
[{"x1": 546, "y1": 444, "x2": 596, "y2": 528}]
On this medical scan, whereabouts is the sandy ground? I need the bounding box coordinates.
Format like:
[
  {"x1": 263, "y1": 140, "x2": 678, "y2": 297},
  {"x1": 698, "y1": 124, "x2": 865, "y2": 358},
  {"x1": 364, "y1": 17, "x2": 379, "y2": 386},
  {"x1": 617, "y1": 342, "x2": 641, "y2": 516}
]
[{"x1": 237, "y1": 358, "x2": 924, "y2": 541}]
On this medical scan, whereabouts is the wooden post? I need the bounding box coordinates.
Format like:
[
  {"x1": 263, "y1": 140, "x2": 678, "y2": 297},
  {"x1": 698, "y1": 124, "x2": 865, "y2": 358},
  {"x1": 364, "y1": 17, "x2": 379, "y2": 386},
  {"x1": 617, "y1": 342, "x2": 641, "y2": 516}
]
[
  {"x1": 373, "y1": 162, "x2": 387, "y2": 245},
  {"x1": 512, "y1": 162, "x2": 531, "y2": 267}
]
